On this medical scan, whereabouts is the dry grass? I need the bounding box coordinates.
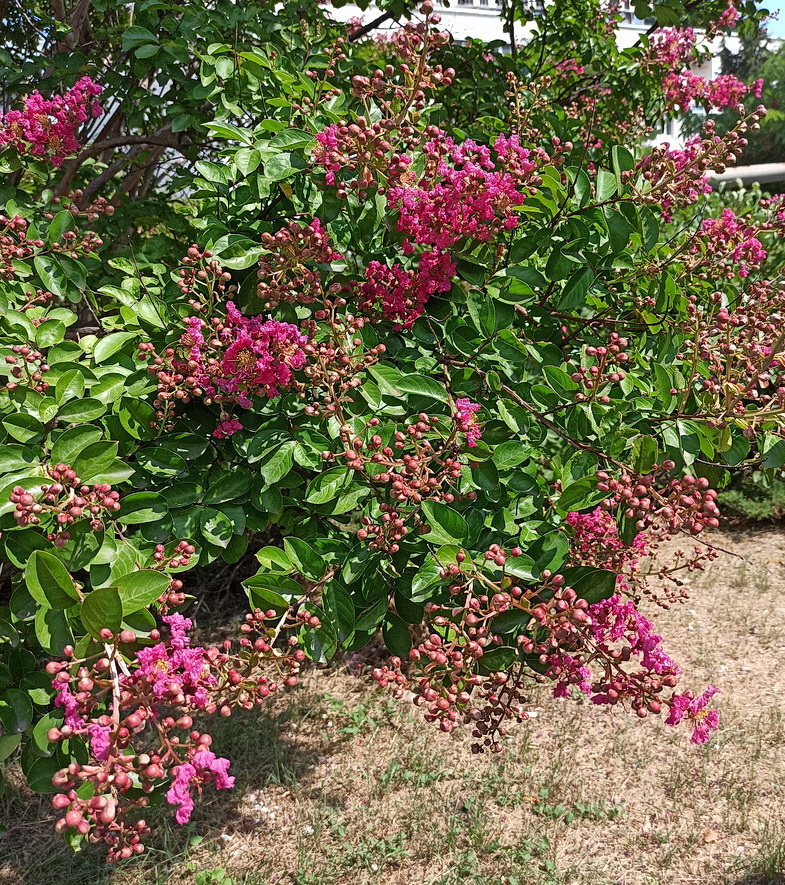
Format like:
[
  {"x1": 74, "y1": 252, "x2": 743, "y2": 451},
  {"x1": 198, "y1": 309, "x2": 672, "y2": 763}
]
[{"x1": 2, "y1": 528, "x2": 785, "y2": 885}]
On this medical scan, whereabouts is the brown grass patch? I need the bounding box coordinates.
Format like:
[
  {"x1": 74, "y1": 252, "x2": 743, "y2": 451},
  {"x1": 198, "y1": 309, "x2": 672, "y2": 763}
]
[{"x1": 2, "y1": 529, "x2": 785, "y2": 884}]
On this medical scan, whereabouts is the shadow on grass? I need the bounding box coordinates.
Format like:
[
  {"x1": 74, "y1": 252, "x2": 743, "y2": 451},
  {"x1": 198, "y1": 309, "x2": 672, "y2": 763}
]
[
  {"x1": 0, "y1": 699, "x2": 328, "y2": 885},
  {"x1": 725, "y1": 838, "x2": 785, "y2": 885}
]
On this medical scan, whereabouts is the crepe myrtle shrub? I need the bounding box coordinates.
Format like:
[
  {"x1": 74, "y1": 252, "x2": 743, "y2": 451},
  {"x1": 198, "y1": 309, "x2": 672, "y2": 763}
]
[{"x1": 0, "y1": 0, "x2": 777, "y2": 861}]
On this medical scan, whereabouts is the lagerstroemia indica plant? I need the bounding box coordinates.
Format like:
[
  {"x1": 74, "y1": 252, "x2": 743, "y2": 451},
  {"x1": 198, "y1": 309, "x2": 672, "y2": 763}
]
[{"x1": 0, "y1": 0, "x2": 778, "y2": 860}]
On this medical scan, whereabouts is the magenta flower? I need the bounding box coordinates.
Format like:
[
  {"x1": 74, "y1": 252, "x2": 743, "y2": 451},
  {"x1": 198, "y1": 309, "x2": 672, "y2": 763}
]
[
  {"x1": 163, "y1": 613, "x2": 192, "y2": 650},
  {"x1": 166, "y1": 750, "x2": 235, "y2": 825},
  {"x1": 666, "y1": 686, "x2": 720, "y2": 744},
  {"x1": 173, "y1": 302, "x2": 309, "y2": 436},
  {"x1": 358, "y1": 250, "x2": 455, "y2": 328},
  {"x1": 134, "y1": 636, "x2": 216, "y2": 707},
  {"x1": 388, "y1": 132, "x2": 538, "y2": 252},
  {"x1": 166, "y1": 762, "x2": 197, "y2": 825},
  {"x1": 87, "y1": 724, "x2": 112, "y2": 762},
  {"x1": 52, "y1": 681, "x2": 83, "y2": 730},
  {"x1": 546, "y1": 653, "x2": 592, "y2": 698},
  {"x1": 454, "y1": 398, "x2": 482, "y2": 447},
  {"x1": 213, "y1": 417, "x2": 244, "y2": 438},
  {"x1": 0, "y1": 77, "x2": 103, "y2": 166}
]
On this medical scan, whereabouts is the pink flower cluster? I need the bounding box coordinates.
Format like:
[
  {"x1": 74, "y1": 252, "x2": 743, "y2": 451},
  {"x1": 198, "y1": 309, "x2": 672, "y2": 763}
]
[
  {"x1": 47, "y1": 601, "x2": 306, "y2": 859},
  {"x1": 696, "y1": 208, "x2": 767, "y2": 277},
  {"x1": 587, "y1": 595, "x2": 681, "y2": 682},
  {"x1": 166, "y1": 750, "x2": 235, "y2": 824},
  {"x1": 358, "y1": 250, "x2": 455, "y2": 328},
  {"x1": 544, "y1": 592, "x2": 719, "y2": 743},
  {"x1": 546, "y1": 652, "x2": 592, "y2": 698},
  {"x1": 666, "y1": 686, "x2": 721, "y2": 744},
  {"x1": 454, "y1": 398, "x2": 482, "y2": 447},
  {"x1": 644, "y1": 28, "x2": 696, "y2": 69},
  {"x1": 388, "y1": 132, "x2": 540, "y2": 253},
  {"x1": 710, "y1": 0, "x2": 740, "y2": 32},
  {"x1": 663, "y1": 70, "x2": 764, "y2": 113},
  {"x1": 0, "y1": 77, "x2": 102, "y2": 166},
  {"x1": 554, "y1": 58, "x2": 586, "y2": 79},
  {"x1": 177, "y1": 302, "x2": 308, "y2": 434},
  {"x1": 134, "y1": 614, "x2": 216, "y2": 707}
]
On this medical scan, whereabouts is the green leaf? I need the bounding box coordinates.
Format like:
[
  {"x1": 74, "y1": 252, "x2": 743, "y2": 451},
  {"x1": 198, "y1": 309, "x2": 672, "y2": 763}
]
[
  {"x1": 421, "y1": 501, "x2": 469, "y2": 546},
  {"x1": 560, "y1": 266, "x2": 594, "y2": 308},
  {"x1": 137, "y1": 446, "x2": 187, "y2": 478},
  {"x1": 204, "y1": 471, "x2": 254, "y2": 504},
  {"x1": 0, "y1": 689, "x2": 33, "y2": 733},
  {"x1": 305, "y1": 467, "x2": 350, "y2": 504},
  {"x1": 323, "y1": 583, "x2": 355, "y2": 642},
  {"x1": 0, "y1": 733, "x2": 21, "y2": 762},
  {"x1": 47, "y1": 210, "x2": 76, "y2": 244},
  {"x1": 81, "y1": 586, "x2": 123, "y2": 639},
  {"x1": 477, "y1": 646, "x2": 517, "y2": 674},
  {"x1": 118, "y1": 492, "x2": 169, "y2": 525},
  {"x1": 72, "y1": 441, "x2": 119, "y2": 483},
  {"x1": 200, "y1": 508, "x2": 233, "y2": 548},
  {"x1": 556, "y1": 478, "x2": 606, "y2": 513},
  {"x1": 33, "y1": 255, "x2": 66, "y2": 297},
  {"x1": 116, "y1": 570, "x2": 172, "y2": 614},
  {"x1": 34, "y1": 607, "x2": 73, "y2": 656},
  {"x1": 55, "y1": 369, "x2": 85, "y2": 404},
  {"x1": 93, "y1": 332, "x2": 137, "y2": 364},
  {"x1": 32, "y1": 711, "x2": 63, "y2": 756},
  {"x1": 560, "y1": 566, "x2": 617, "y2": 605},
  {"x1": 23, "y1": 755, "x2": 61, "y2": 793},
  {"x1": 122, "y1": 25, "x2": 159, "y2": 50},
  {"x1": 50, "y1": 425, "x2": 103, "y2": 466},
  {"x1": 382, "y1": 613, "x2": 411, "y2": 657},
  {"x1": 258, "y1": 441, "x2": 295, "y2": 485},
  {"x1": 269, "y1": 128, "x2": 316, "y2": 150},
  {"x1": 283, "y1": 537, "x2": 324, "y2": 580},
  {"x1": 117, "y1": 398, "x2": 156, "y2": 440},
  {"x1": 298, "y1": 604, "x2": 337, "y2": 663},
  {"x1": 196, "y1": 160, "x2": 230, "y2": 185},
  {"x1": 596, "y1": 168, "x2": 617, "y2": 202},
  {"x1": 395, "y1": 374, "x2": 449, "y2": 403},
  {"x1": 36, "y1": 319, "x2": 66, "y2": 348},
  {"x1": 26, "y1": 550, "x2": 80, "y2": 609},
  {"x1": 255, "y1": 546, "x2": 293, "y2": 571},
  {"x1": 3, "y1": 413, "x2": 45, "y2": 443},
  {"x1": 58, "y1": 397, "x2": 106, "y2": 422},
  {"x1": 611, "y1": 144, "x2": 635, "y2": 185}
]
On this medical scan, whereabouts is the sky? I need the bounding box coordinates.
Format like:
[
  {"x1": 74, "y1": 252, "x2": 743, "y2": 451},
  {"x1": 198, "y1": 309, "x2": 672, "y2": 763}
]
[{"x1": 767, "y1": 5, "x2": 785, "y2": 37}]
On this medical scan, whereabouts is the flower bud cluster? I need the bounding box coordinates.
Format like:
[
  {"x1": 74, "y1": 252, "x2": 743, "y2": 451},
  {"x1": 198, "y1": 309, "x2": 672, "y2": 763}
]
[
  {"x1": 372, "y1": 540, "x2": 720, "y2": 748},
  {"x1": 10, "y1": 464, "x2": 120, "y2": 544},
  {"x1": 256, "y1": 218, "x2": 342, "y2": 309},
  {"x1": 570, "y1": 333, "x2": 629, "y2": 403},
  {"x1": 0, "y1": 215, "x2": 39, "y2": 279},
  {"x1": 43, "y1": 193, "x2": 115, "y2": 224},
  {"x1": 637, "y1": 113, "x2": 761, "y2": 219},
  {"x1": 597, "y1": 464, "x2": 720, "y2": 535},
  {"x1": 302, "y1": 317, "x2": 386, "y2": 416},
  {"x1": 5, "y1": 343, "x2": 51, "y2": 392},
  {"x1": 680, "y1": 283, "x2": 785, "y2": 429},
  {"x1": 176, "y1": 245, "x2": 233, "y2": 306}
]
